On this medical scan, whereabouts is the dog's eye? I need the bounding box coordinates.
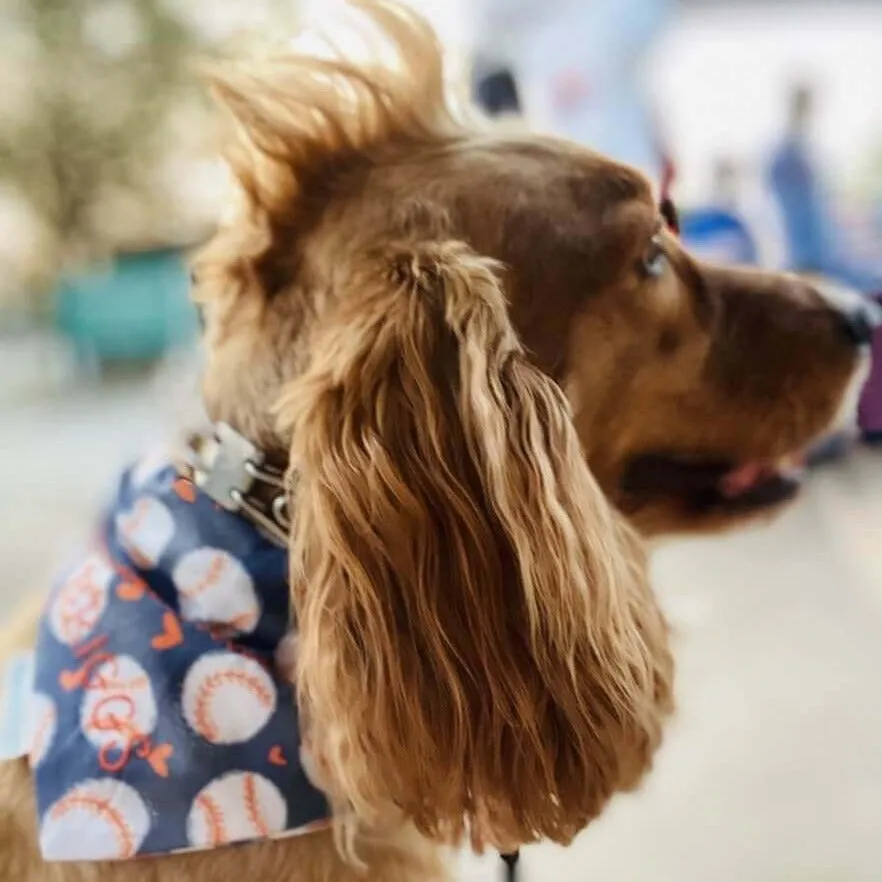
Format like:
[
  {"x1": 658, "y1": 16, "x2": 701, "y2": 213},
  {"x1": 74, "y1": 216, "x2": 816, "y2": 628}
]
[{"x1": 642, "y1": 237, "x2": 667, "y2": 279}]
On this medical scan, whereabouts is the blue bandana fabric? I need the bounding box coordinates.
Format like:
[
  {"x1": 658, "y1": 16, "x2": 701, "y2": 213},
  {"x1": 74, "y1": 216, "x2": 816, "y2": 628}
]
[{"x1": 29, "y1": 451, "x2": 329, "y2": 861}]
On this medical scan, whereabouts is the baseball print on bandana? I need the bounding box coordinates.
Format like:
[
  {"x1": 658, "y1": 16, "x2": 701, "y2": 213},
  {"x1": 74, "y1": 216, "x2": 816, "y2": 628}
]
[{"x1": 31, "y1": 454, "x2": 329, "y2": 861}]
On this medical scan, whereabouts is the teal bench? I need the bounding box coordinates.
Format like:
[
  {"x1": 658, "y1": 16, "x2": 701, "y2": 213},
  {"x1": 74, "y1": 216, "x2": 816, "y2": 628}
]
[{"x1": 55, "y1": 247, "x2": 198, "y2": 367}]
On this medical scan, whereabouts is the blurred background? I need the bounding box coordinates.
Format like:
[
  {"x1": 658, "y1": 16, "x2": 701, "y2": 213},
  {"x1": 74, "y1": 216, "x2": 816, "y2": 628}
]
[{"x1": 2, "y1": 0, "x2": 882, "y2": 879}]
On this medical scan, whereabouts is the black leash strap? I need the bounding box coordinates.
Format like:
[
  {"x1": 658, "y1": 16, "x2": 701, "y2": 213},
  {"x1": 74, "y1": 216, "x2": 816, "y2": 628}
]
[{"x1": 501, "y1": 850, "x2": 520, "y2": 881}]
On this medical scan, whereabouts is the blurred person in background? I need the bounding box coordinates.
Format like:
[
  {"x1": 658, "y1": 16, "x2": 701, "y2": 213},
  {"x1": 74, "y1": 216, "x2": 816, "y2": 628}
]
[
  {"x1": 769, "y1": 82, "x2": 881, "y2": 291},
  {"x1": 768, "y1": 84, "x2": 833, "y2": 275},
  {"x1": 471, "y1": 0, "x2": 672, "y2": 184}
]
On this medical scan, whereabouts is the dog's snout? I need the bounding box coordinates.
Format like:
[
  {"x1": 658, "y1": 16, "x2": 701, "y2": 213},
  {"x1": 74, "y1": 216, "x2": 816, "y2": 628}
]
[
  {"x1": 810, "y1": 278, "x2": 882, "y2": 347},
  {"x1": 838, "y1": 298, "x2": 882, "y2": 347}
]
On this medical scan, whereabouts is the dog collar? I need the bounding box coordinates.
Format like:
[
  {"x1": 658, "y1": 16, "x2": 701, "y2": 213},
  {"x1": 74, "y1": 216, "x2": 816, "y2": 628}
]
[{"x1": 184, "y1": 424, "x2": 290, "y2": 549}]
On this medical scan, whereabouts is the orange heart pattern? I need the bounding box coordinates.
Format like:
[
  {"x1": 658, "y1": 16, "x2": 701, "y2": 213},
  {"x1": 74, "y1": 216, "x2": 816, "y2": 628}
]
[
  {"x1": 173, "y1": 478, "x2": 196, "y2": 503},
  {"x1": 117, "y1": 579, "x2": 146, "y2": 601},
  {"x1": 146, "y1": 743, "x2": 174, "y2": 778},
  {"x1": 151, "y1": 612, "x2": 183, "y2": 651}
]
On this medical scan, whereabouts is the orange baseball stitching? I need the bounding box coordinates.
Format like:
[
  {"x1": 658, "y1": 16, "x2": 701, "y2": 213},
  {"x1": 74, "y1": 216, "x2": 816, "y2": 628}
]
[
  {"x1": 192, "y1": 669, "x2": 274, "y2": 742},
  {"x1": 243, "y1": 774, "x2": 271, "y2": 838},
  {"x1": 194, "y1": 793, "x2": 227, "y2": 846},
  {"x1": 49, "y1": 794, "x2": 136, "y2": 858},
  {"x1": 178, "y1": 553, "x2": 259, "y2": 633},
  {"x1": 180, "y1": 553, "x2": 227, "y2": 600}
]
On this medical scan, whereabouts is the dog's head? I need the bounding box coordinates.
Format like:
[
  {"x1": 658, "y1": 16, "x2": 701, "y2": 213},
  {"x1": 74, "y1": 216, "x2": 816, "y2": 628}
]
[{"x1": 192, "y1": 0, "x2": 871, "y2": 851}]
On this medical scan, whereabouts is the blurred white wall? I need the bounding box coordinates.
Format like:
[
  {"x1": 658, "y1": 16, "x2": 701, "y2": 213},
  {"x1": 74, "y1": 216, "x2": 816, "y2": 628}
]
[{"x1": 649, "y1": 2, "x2": 882, "y2": 202}]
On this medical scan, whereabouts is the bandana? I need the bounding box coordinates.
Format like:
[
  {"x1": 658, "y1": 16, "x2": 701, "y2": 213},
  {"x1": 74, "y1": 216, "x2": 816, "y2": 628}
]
[{"x1": 25, "y1": 452, "x2": 329, "y2": 861}]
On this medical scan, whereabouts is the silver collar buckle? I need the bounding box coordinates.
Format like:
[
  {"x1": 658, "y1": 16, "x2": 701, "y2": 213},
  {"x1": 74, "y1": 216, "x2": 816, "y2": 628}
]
[
  {"x1": 189, "y1": 423, "x2": 290, "y2": 547},
  {"x1": 193, "y1": 423, "x2": 262, "y2": 512}
]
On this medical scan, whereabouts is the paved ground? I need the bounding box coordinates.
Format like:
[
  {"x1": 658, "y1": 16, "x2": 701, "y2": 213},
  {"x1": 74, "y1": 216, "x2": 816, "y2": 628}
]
[{"x1": 3, "y1": 381, "x2": 882, "y2": 881}]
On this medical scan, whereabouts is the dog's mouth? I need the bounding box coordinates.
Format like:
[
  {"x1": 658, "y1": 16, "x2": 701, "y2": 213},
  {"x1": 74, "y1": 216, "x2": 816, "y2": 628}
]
[{"x1": 618, "y1": 451, "x2": 807, "y2": 516}]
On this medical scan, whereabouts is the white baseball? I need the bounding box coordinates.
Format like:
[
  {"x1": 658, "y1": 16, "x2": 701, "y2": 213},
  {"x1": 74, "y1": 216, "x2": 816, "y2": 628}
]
[
  {"x1": 80, "y1": 655, "x2": 156, "y2": 750},
  {"x1": 182, "y1": 652, "x2": 276, "y2": 745},
  {"x1": 28, "y1": 692, "x2": 57, "y2": 768},
  {"x1": 40, "y1": 778, "x2": 151, "y2": 861},
  {"x1": 116, "y1": 497, "x2": 175, "y2": 569},
  {"x1": 187, "y1": 772, "x2": 287, "y2": 848},
  {"x1": 172, "y1": 547, "x2": 261, "y2": 634},
  {"x1": 48, "y1": 552, "x2": 114, "y2": 646}
]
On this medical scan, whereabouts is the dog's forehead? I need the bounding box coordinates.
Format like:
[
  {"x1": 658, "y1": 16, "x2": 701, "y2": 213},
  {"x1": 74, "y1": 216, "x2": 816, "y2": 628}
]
[
  {"x1": 438, "y1": 137, "x2": 658, "y2": 244},
  {"x1": 448, "y1": 139, "x2": 657, "y2": 262}
]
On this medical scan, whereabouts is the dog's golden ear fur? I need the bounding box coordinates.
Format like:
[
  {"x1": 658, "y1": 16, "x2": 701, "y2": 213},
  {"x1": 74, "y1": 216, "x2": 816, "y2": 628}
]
[{"x1": 276, "y1": 240, "x2": 674, "y2": 848}]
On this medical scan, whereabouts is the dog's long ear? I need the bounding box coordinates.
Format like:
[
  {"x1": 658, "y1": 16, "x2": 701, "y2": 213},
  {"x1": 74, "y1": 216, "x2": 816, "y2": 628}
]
[{"x1": 277, "y1": 241, "x2": 673, "y2": 848}]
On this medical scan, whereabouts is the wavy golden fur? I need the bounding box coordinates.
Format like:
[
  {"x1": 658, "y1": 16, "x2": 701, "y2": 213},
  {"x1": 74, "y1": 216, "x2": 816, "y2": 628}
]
[
  {"x1": 0, "y1": 0, "x2": 867, "y2": 880},
  {"x1": 278, "y1": 239, "x2": 671, "y2": 846}
]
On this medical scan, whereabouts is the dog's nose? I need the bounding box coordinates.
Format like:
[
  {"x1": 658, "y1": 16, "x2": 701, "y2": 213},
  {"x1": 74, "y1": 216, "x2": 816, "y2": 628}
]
[
  {"x1": 810, "y1": 279, "x2": 882, "y2": 346},
  {"x1": 839, "y1": 297, "x2": 882, "y2": 347}
]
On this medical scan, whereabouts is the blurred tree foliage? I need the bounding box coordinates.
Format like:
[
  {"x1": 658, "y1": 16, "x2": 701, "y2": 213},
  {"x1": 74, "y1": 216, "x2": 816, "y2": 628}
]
[{"x1": 0, "y1": 0, "x2": 293, "y2": 304}]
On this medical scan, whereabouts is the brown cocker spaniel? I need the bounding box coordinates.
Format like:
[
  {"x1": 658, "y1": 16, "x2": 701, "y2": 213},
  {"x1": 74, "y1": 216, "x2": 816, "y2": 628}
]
[{"x1": 1, "y1": 2, "x2": 876, "y2": 880}]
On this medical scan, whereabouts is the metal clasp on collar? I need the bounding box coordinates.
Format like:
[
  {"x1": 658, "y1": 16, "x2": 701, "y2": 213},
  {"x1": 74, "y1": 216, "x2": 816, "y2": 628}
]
[
  {"x1": 194, "y1": 422, "x2": 263, "y2": 511},
  {"x1": 189, "y1": 423, "x2": 291, "y2": 547}
]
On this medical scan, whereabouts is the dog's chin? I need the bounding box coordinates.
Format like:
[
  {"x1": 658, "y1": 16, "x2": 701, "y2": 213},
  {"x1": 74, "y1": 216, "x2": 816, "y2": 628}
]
[{"x1": 616, "y1": 450, "x2": 807, "y2": 535}]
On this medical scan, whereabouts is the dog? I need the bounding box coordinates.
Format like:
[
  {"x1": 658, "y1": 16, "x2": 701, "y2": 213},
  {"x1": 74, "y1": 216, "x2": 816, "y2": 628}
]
[{"x1": 1, "y1": 2, "x2": 877, "y2": 880}]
